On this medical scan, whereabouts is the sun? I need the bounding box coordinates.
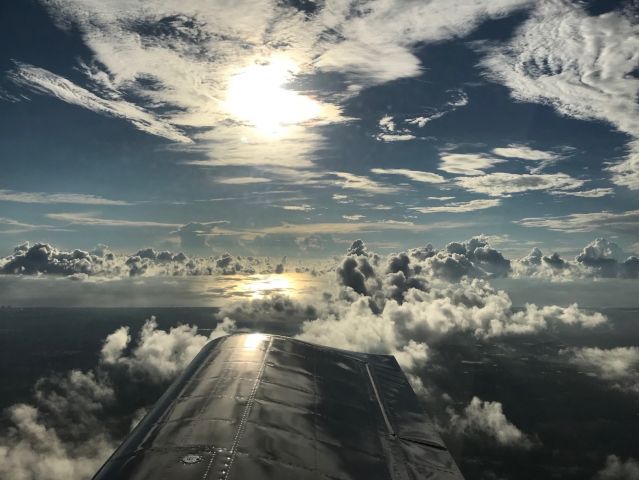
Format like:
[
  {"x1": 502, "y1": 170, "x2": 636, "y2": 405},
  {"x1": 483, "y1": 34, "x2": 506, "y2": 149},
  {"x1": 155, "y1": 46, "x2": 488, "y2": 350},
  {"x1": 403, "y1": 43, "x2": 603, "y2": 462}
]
[{"x1": 223, "y1": 57, "x2": 322, "y2": 138}]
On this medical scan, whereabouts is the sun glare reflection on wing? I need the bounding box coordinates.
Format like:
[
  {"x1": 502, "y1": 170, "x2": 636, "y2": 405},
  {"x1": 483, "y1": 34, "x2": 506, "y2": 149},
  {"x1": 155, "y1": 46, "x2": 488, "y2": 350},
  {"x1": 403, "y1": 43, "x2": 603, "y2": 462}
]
[
  {"x1": 223, "y1": 57, "x2": 322, "y2": 138},
  {"x1": 243, "y1": 332, "x2": 268, "y2": 350}
]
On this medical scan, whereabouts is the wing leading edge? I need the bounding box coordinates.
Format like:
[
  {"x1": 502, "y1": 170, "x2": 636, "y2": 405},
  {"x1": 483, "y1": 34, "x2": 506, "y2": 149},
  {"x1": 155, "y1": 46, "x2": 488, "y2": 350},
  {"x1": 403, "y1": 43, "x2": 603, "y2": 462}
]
[{"x1": 93, "y1": 333, "x2": 465, "y2": 479}]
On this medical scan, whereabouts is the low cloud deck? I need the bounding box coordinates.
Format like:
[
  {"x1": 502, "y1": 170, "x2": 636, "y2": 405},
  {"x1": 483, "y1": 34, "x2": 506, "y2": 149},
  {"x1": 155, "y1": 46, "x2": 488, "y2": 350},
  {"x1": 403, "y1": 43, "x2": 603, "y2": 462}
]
[{"x1": 93, "y1": 333, "x2": 464, "y2": 480}]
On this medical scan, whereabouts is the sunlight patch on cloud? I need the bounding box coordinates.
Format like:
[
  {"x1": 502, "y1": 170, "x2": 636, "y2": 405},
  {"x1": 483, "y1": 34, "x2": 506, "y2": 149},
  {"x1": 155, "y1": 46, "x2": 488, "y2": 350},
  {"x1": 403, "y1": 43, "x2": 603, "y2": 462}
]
[{"x1": 222, "y1": 57, "x2": 337, "y2": 138}]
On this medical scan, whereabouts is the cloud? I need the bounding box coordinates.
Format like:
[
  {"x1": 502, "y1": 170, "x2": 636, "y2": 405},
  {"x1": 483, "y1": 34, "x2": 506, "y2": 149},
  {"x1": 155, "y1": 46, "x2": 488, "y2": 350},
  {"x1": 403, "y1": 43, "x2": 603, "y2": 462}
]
[
  {"x1": 0, "y1": 403, "x2": 114, "y2": 480},
  {"x1": 516, "y1": 209, "x2": 639, "y2": 236},
  {"x1": 0, "y1": 242, "x2": 126, "y2": 276},
  {"x1": 5, "y1": 236, "x2": 637, "y2": 282},
  {"x1": 294, "y1": 234, "x2": 329, "y2": 252},
  {"x1": 448, "y1": 396, "x2": 534, "y2": 448},
  {"x1": 427, "y1": 196, "x2": 456, "y2": 201},
  {"x1": 456, "y1": 172, "x2": 584, "y2": 197},
  {"x1": 370, "y1": 168, "x2": 446, "y2": 184},
  {"x1": 0, "y1": 366, "x2": 117, "y2": 480},
  {"x1": 576, "y1": 238, "x2": 624, "y2": 264},
  {"x1": 406, "y1": 89, "x2": 469, "y2": 127},
  {"x1": 280, "y1": 204, "x2": 314, "y2": 212},
  {"x1": 563, "y1": 346, "x2": 639, "y2": 393},
  {"x1": 215, "y1": 177, "x2": 271, "y2": 185},
  {"x1": 0, "y1": 189, "x2": 131, "y2": 205},
  {"x1": 314, "y1": 0, "x2": 531, "y2": 86},
  {"x1": 375, "y1": 115, "x2": 416, "y2": 142},
  {"x1": 255, "y1": 220, "x2": 468, "y2": 237},
  {"x1": 552, "y1": 188, "x2": 614, "y2": 198},
  {"x1": 0, "y1": 217, "x2": 65, "y2": 235},
  {"x1": 183, "y1": 124, "x2": 326, "y2": 169},
  {"x1": 411, "y1": 198, "x2": 500, "y2": 213},
  {"x1": 46, "y1": 212, "x2": 181, "y2": 228},
  {"x1": 9, "y1": 63, "x2": 191, "y2": 143},
  {"x1": 329, "y1": 171, "x2": 400, "y2": 194},
  {"x1": 480, "y1": 0, "x2": 639, "y2": 189},
  {"x1": 405, "y1": 112, "x2": 446, "y2": 128},
  {"x1": 14, "y1": 0, "x2": 534, "y2": 171},
  {"x1": 439, "y1": 153, "x2": 506, "y2": 176},
  {"x1": 292, "y1": 239, "x2": 605, "y2": 364},
  {"x1": 595, "y1": 455, "x2": 639, "y2": 480},
  {"x1": 492, "y1": 145, "x2": 557, "y2": 162},
  {"x1": 0, "y1": 315, "x2": 236, "y2": 480},
  {"x1": 0, "y1": 236, "x2": 620, "y2": 477},
  {"x1": 0, "y1": 241, "x2": 279, "y2": 277},
  {"x1": 101, "y1": 316, "x2": 236, "y2": 382},
  {"x1": 171, "y1": 221, "x2": 234, "y2": 251},
  {"x1": 513, "y1": 239, "x2": 639, "y2": 281}
]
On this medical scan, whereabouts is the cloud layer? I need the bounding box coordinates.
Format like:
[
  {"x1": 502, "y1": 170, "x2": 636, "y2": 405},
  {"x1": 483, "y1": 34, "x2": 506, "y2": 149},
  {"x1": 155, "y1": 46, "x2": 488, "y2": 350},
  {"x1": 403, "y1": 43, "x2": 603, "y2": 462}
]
[
  {"x1": 2, "y1": 235, "x2": 635, "y2": 479},
  {"x1": 481, "y1": 0, "x2": 639, "y2": 189},
  {"x1": 2, "y1": 236, "x2": 638, "y2": 282}
]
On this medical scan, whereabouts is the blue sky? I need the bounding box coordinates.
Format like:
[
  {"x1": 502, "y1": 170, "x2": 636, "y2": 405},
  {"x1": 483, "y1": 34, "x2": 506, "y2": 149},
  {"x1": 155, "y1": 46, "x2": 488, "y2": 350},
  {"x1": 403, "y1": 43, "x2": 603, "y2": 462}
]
[{"x1": 1, "y1": 0, "x2": 638, "y2": 257}]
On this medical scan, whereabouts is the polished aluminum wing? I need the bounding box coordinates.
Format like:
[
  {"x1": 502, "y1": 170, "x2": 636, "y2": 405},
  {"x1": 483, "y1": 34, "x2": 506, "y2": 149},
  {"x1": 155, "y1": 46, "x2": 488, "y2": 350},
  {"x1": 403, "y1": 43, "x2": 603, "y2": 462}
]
[{"x1": 93, "y1": 333, "x2": 465, "y2": 479}]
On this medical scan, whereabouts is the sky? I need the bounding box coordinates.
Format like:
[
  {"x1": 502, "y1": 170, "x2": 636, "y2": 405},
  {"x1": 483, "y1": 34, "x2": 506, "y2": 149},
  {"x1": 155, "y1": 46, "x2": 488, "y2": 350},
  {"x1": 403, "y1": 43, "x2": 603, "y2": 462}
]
[
  {"x1": 1, "y1": 0, "x2": 638, "y2": 258},
  {"x1": 2, "y1": 3, "x2": 639, "y2": 477}
]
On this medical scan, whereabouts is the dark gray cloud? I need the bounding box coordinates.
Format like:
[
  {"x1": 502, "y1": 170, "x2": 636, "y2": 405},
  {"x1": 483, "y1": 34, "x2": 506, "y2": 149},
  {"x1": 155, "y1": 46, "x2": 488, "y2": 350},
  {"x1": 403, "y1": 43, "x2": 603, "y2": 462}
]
[
  {"x1": 0, "y1": 242, "x2": 285, "y2": 278},
  {"x1": 0, "y1": 243, "x2": 112, "y2": 276},
  {"x1": 594, "y1": 455, "x2": 639, "y2": 480},
  {"x1": 4, "y1": 236, "x2": 638, "y2": 283}
]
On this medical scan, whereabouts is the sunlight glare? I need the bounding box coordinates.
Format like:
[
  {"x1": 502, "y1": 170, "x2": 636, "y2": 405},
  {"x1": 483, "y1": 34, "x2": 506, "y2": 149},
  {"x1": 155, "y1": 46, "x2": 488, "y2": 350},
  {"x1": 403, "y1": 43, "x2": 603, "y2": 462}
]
[
  {"x1": 223, "y1": 57, "x2": 321, "y2": 138},
  {"x1": 243, "y1": 275, "x2": 294, "y2": 297},
  {"x1": 243, "y1": 333, "x2": 268, "y2": 350}
]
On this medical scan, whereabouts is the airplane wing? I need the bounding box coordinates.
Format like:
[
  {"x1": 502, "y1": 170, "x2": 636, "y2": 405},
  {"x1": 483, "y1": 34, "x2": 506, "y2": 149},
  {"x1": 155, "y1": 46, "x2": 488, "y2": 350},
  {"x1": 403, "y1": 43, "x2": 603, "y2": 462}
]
[{"x1": 93, "y1": 333, "x2": 465, "y2": 479}]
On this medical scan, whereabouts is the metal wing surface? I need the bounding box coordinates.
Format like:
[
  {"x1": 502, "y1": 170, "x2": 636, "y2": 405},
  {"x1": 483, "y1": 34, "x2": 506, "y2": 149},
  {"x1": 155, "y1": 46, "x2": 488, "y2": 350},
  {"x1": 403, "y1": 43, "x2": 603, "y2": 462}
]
[{"x1": 93, "y1": 333, "x2": 465, "y2": 480}]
